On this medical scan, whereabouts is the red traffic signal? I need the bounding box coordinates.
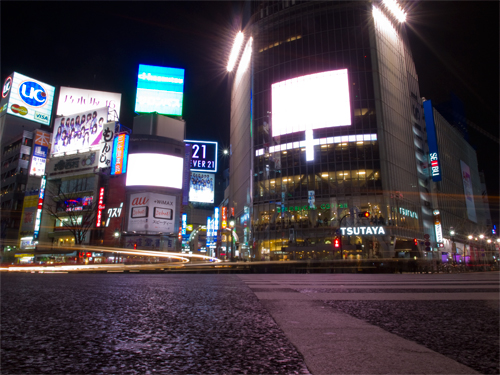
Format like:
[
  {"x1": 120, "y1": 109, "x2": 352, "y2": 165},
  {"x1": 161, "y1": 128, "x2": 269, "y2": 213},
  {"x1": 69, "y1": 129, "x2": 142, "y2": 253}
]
[
  {"x1": 334, "y1": 237, "x2": 341, "y2": 248},
  {"x1": 134, "y1": 243, "x2": 137, "y2": 250},
  {"x1": 414, "y1": 238, "x2": 418, "y2": 246},
  {"x1": 358, "y1": 211, "x2": 370, "y2": 218}
]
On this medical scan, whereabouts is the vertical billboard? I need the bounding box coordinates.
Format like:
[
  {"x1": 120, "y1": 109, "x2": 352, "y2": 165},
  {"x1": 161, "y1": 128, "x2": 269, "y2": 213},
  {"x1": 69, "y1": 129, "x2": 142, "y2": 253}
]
[
  {"x1": 1, "y1": 72, "x2": 55, "y2": 125},
  {"x1": 185, "y1": 140, "x2": 218, "y2": 173},
  {"x1": 271, "y1": 69, "x2": 351, "y2": 137},
  {"x1": 98, "y1": 122, "x2": 117, "y2": 169},
  {"x1": 30, "y1": 130, "x2": 51, "y2": 176},
  {"x1": 135, "y1": 64, "x2": 185, "y2": 116},
  {"x1": 128, "y1": 192, "x2": 176, "y2": 234},
  {"x1": 56, "y1": 87, "x2": 121, "y2": 121},
  {"x1": 423, "y1": 100, "x2": 442, "y2": 182},
  {"x1": 460, "y1": 160, "x2": 477, "y2": 223},
  {"x1": 189, "y1": 173, "x2": 215, "y2": 203},
  {"x1": 110, "y1": 133, "x2": 129, "y2": 175},
  {"x1": 51, "y1": 106, "x2": 109, "y2": 155},
  {"x1": 33, "y1": 177, "x2": 46, "y2": 240}
]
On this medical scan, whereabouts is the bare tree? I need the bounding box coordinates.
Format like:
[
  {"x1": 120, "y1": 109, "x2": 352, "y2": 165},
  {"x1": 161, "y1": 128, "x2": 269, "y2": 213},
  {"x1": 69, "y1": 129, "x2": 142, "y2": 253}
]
[{"x1": 44, "y1": 179, "x2": 98, "y2": 246}]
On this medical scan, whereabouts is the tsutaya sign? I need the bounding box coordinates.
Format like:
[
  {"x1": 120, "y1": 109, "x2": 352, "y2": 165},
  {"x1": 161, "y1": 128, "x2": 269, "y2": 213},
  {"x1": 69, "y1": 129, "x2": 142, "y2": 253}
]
[{"x1": 340, "y1": 226, "x2": 386, "y2": 236}]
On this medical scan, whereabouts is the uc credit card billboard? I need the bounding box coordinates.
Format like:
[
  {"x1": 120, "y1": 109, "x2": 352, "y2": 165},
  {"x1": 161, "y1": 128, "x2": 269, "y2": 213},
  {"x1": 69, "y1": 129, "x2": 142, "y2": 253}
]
[
  {"x1": 135, "y1": 64, "x2": 185, "y2": 116},
  {"x1": 1, "y1": 72, "x2": 55, "y2": 125}
]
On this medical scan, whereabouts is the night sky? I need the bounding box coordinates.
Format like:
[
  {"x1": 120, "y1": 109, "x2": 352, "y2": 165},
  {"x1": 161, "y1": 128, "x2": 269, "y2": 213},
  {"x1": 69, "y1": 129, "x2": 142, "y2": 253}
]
[{"x1": 1, "y1": 1, "x2": 498, "y2": 224}]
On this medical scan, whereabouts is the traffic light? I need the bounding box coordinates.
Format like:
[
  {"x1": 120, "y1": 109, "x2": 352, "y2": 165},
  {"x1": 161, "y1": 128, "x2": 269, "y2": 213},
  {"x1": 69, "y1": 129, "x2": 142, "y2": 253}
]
[
  {"x1": 358, "y1": 211, "x2": 370, "y2": 218},
  {"x1": 334, "y1": 237, "x2": 341, "y2": 248},
  {"x1": 134, "y1": 243, "x2": 137, "y2": 250},
  {"x1": 413, "y1": 238, "x2": 418, "y2": 246}
]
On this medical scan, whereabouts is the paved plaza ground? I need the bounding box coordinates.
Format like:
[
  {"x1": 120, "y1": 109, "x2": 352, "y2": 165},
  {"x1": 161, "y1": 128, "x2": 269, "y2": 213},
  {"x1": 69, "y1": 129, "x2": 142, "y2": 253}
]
[{"x1": 1, "y1": 272, "x2": 498, "y2": 374}]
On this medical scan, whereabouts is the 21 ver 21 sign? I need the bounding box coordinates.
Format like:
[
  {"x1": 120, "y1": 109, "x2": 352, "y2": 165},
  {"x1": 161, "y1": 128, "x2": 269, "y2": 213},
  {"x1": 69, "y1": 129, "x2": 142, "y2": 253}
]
[{"x1": 185, "y1": 140, "x2": 218, "y2": 173}]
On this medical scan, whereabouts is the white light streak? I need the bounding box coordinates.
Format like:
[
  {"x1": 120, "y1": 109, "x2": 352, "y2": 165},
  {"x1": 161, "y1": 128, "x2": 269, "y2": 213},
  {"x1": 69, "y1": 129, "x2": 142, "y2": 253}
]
[
  {"x1": 227, "y1": 31, "x2": 244, "y2": 72},
  {"x1": 382, "y1": 0, "x2": 406, "y2": 23}
]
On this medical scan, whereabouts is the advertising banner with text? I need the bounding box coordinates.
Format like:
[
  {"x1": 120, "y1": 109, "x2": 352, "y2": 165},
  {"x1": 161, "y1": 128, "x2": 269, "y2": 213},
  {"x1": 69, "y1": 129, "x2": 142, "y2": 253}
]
[{"x1": 128, "y1": 192, "x2": 176, "y2": 234}]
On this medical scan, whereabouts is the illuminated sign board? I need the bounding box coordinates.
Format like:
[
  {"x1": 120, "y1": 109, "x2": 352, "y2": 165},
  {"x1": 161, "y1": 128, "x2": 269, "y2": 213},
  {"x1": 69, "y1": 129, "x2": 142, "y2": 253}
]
[
  {"x1": 182, "y1": 213, "x2": 187, "y2": 235},
  {"x1": 51, "y1": 106, "x2": 109, "y2": 155},
  {"x1": 30, "y1": 130, "x2": 51, "y2": 176},
  {"x1": 111, "y1": 133, "x2": 129, "y2": 175},
  {"x1": 221, "y1": 207, "x2": 227, "y2": 229},
  {"x1": 135, "y1": 64, "x2": 185, "y2": 116},
  {"x1": 128, "y1": 192, "x2": 176, "y2": 233},
  {"x1": 207, "y1": 217, "x2": 212, "y2": 246},
  {"x1": 214, "y1": 207, "x2": 219, "y2": 242},
  {"x1": 271, "y1": 69, "x2": 351, "y2": 137},
  {"x1": 340, "y1": 226, "x2": 386, "y2": 236},
  {"x1": 399, "y1": 207, "x2": 418, "y2": 219},
  {"x1": 189, "y1": 172, "x2": 214, "y2": 203},
  {"x1": 433, "y1": 210, "x2": 443, "y2": 243},
  {"x1": 460, "y1": 160, "x2": 477, "y2": 223},
  {"x1": 98, "y1": 122, "x2": 117, "y2": 169},
  {"x1": 96, "y1": 187, "x2": 105, "y2": 227},
  {"x1": 126, "y1": 153, "x2": 183, "y2": 189},
  {"x1": 57, "y1": 87, "x2": 121, "y2": 121},
  {"x1": 423, "y1": 100, "x2": 442, "y2": 182},
  {"x1": 184, "y1": 140, "x2": 218, "y2": 173},
  {"x1": 2, "y1": 72, "x2": 55, "y2": 125},
  {"x1": 105, "y1": 203, "x2": 123, "y2": 227},
  {"x1": 33, "y1": 177, "x2": 46, "y2": 240}
]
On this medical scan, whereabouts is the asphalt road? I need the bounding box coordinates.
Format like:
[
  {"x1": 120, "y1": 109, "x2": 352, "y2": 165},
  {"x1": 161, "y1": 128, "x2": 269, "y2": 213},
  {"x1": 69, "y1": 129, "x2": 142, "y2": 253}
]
[{"x1": 1, "y1": 272, "x2": 498, "y2": 374}]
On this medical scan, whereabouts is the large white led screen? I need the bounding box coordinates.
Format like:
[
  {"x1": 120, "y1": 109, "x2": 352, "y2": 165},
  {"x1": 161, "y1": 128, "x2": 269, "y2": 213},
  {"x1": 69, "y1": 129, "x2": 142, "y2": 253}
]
[
  {"x1": 126, "y1": 153, "x2": 183, "y2": 189},
  {"x1": 189, "y1": 172, "x2": 215, "y2": 203},
  {"x1": 271, "y1": 69, "x2": 351, "y2": 137}
]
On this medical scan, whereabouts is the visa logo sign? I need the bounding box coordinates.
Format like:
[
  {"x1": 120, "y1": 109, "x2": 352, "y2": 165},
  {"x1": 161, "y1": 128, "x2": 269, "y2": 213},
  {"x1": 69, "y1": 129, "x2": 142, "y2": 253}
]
[
  {"x1": 19, "y1": 81, "x2": 47, "y2": 107},
  {"x1": 34, "y1": 111, "x2": 49, "y2": 123}
]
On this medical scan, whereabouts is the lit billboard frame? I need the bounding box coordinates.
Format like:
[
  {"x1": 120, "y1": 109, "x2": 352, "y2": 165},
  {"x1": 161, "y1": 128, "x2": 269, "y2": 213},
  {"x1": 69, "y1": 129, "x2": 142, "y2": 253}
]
[
  {"x1": 135, "y1": 64, "x2": 185, "y2": 116},
  {"x1": 111, "y1": 133, "x2": 129, "y2": 175},
  {"x1": 56, "y1": 87, "x2": 121, "y2": 121},
  {"x1": 189, "y1": 172, "x2": 215, "y2": 204},
  {"x1": 423, "y1": 100, "x2": 442, "y2": 182},
  {"x1": 2, "y1": 72, "x2": 55, "y2": 125},
  {"x1": 271, "y1": 69, "x2": 351, "y2": 137},
  {"x1": 184, "y1": 140, "x2": 218, "y2": 173},
  {"x1": 126, "y1": 153, "x2": 183, "y2": 189}
]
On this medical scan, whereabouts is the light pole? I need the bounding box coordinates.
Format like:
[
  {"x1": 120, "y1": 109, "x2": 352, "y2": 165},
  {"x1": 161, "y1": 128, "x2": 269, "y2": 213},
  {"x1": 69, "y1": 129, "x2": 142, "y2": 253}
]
[
  {"x1": 449, "y1": 228, "x2": 456, "y2": 262},
  {"x1": 229, "y1": 215, "x2": 235, "y2": 262},
  {"x1": 114, "y1": 230, "x2": 120, "y2": 264}
]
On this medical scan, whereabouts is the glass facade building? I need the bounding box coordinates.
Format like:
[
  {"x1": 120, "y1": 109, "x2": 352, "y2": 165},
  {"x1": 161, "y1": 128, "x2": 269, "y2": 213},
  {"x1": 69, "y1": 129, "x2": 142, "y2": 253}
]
[{"x1": 229, "y1": 0, "x2": 435, "y2": 260}]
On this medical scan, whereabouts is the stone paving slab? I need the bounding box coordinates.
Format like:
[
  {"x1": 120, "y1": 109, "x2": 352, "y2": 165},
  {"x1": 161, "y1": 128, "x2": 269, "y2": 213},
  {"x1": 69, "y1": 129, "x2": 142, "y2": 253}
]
[
  {"x1": 254, "y1": 291, "x2": 499, "y2": 300},
  {"x1": 258, "y1": 299, "x2": 478, "y2": 374}
]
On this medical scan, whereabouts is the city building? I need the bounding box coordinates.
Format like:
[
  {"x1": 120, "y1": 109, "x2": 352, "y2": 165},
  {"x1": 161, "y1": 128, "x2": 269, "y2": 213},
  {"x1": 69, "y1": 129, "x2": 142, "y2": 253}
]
[{"x1": 227, "y1": 0, "x2": 491, "y2": 261}]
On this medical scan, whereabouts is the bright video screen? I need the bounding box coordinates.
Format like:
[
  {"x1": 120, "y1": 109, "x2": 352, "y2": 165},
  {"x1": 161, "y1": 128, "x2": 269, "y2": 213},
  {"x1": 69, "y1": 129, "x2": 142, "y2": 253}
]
[
  {"x1": 189, "y1": 172, "x2": 215, "y2": 203},
  {"x1": 271, "y1": 69, "x2": 351, "y2": 137},
  {"x1": 135, "y1": 64, "x2": 185, "y2": 116},
  {"x1": 126, "y1": 153, "x2": 183, "y2": 189}
]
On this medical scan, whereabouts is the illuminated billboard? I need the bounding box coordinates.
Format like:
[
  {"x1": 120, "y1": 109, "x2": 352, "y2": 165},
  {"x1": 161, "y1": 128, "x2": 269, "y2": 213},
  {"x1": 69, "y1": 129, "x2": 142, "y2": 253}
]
[
  {"x1": 271, "y1": 69, "x2": 351, "y2": 137},
  {"x1": 128, "y1": 192, "x2": 176, "y2": 233},
  {"x1": 57, "y1": 87, "x2": 121, "y2": 121},
  {"x1": 135, "y1": 64, "x2": 185, "y2": 116},
  {"x1": 423, "y1": 100, "x2": 442, "y2": 182},
  {"x1": 185, "y1": 140, "x2": 218, "y2": 173},
  {"x1": 189, "y1": 172, "x2": 215, "y2": 203},
  {"x1": 111, "y1": 133, "x2": 129, "y2": 175},
  {"x1": 30, "y1": 130, "x2": 51, "y2": 176},
  {"x1": 460, "y1": 161, "x2": 477, "y2": 223},
  {"x1": 126, "y1": 153, "x2": 183, "y2": 189},
  {"x1": 2, "y1": 72, "x2": 55, "y2": 125},
  {"x1": 51, "y1": 106, "x2": 109, "y2": 155}
]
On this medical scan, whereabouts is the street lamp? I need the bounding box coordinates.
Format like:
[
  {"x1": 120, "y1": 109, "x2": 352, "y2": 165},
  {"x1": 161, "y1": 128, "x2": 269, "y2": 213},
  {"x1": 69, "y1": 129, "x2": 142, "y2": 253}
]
[
  {"x1": 113, "y1": 230, "x2": 120, "y2": 264},
  {"x1": 229, "y1": 215, "x2": 235, "y2": 261}
]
